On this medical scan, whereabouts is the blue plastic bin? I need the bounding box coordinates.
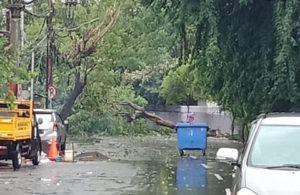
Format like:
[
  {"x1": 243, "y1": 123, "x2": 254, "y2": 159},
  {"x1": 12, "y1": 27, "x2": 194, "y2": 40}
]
[{"x1": 176, "y1": 123, "x2": 208, "y2": 156}]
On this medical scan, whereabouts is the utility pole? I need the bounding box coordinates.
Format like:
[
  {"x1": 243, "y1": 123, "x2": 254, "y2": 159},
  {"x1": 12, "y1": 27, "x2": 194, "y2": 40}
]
[
  {"x1": 7, "y1": 0, "x2": 23, "y2": 56},
  {"x1": 6, "y1": 0, "x2": 24, "y2": 97},
  {"x1": 46, "y1": 0, "x2": 54, "y2": 108},
  {"x1": 31, "y1": 51, "x2": 34, "y2": 100}
]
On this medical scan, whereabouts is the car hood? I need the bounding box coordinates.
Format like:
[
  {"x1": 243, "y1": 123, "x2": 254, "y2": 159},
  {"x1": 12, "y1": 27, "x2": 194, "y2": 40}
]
[{"x1": 245, "y1": 167, "x2": 300, "y2": 195}]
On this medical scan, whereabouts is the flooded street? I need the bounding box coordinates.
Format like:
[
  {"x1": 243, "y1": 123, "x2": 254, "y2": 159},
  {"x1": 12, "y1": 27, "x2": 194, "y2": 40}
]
[{"x1": 0, "y1": 135, "x2": 241, "y2": 195}]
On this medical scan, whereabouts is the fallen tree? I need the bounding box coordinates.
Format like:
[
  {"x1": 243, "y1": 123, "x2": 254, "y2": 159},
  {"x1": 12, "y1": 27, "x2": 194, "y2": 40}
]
[
  {"x1": 117, "y1": 101, "x2": 226, "y2": 137},
  {"x1": 118, "y1": 101, "x2": 176, "y2": 129}
]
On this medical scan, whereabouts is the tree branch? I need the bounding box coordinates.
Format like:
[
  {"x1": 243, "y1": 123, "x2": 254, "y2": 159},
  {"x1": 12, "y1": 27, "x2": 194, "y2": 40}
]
[
  {"x1": 66, "y1": 6, "x2": 120, "y2": 62},
  {"x1": 116, "y1": 101, "x2": 226, "y2": 137},
  {"x1": 117, "y1": 101, "x2": 176, "y2": 129},
  {"x1": 83, "y1": 64, "x2": 97, "y2": 84}
]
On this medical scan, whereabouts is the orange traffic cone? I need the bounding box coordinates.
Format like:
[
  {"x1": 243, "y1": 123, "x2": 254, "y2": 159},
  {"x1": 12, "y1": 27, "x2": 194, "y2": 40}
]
[{"x1": 48, "y1": 137, "x2": 59, "y2": 161}]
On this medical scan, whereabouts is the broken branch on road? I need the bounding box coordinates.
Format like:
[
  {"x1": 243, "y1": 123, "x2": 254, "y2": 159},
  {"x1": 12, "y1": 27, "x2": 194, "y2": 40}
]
[
  {"x1": 117, "y1": 101, "x2": 176, "y2": 129},
  {"x1": 116, "y1": 101, "x2": 226, "y2": 137}
]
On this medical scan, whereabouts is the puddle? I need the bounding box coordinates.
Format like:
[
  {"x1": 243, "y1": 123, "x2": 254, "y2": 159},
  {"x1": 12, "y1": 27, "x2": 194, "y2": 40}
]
[
  {"x1": 126, "y1": 156, "x2": 234, "y2": 195},
  {"x1": 176, "y1": 158, "x2": 207, "y2": 191}
]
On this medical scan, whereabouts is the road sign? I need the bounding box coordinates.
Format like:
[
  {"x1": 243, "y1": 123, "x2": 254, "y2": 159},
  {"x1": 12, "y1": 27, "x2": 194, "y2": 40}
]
[{"x1": 48, "y1": 85, "x2": 57, "y2": 99}]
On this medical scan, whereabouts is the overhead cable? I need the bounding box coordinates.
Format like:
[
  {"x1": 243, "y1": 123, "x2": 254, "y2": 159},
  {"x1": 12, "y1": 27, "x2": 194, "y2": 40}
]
[{"x1": 24, "y1": 8, "x2": 48, "y2": 18}]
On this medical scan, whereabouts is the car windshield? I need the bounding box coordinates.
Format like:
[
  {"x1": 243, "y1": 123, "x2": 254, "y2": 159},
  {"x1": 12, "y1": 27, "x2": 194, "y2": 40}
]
[
  {"x1": 36, "y1": 113, "x2": 53, "y2": 125},
  {"x1": 249, "y1": 125, "x2": 300, "y2": 168}
]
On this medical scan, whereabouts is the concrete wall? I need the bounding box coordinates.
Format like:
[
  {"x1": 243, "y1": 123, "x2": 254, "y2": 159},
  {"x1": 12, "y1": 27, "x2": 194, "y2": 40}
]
[{"x1": 146, "y1": 105, "x2": 235, "y2": 134}]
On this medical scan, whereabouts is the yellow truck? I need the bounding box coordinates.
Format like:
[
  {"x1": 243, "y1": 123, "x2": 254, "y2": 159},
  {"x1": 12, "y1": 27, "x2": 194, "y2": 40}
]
[{"x1": 0, "y1": 100, "x2": 41, "y2": 170}]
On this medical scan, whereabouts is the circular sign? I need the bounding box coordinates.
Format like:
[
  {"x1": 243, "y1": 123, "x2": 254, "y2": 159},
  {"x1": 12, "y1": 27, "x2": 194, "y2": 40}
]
[{"x1": 48, "y1": 85, "x2": 57, "y2": 99}]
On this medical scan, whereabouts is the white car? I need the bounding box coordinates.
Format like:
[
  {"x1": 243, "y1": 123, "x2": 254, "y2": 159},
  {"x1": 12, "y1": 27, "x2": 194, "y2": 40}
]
[
  {"x1": 217, "y1": 113, "x2": 300, "y2": 195},
  {"x1": 34, "y1": 109, "x2": 67, "y2": 154}
]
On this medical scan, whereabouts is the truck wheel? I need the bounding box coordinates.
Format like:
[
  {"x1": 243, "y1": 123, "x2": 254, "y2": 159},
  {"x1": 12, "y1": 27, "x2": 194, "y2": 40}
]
[
  {"x1": 12, "y1": 144, "x2": 22, "y2": 170},
  {"x1": 32, "y1": 148, "x2": 41, "y2": 166}
]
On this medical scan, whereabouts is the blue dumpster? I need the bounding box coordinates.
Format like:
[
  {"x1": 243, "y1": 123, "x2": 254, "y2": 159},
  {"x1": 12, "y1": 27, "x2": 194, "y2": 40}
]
[{"x1": 176, "y1": 123, "x2": 208, "y2": 156}]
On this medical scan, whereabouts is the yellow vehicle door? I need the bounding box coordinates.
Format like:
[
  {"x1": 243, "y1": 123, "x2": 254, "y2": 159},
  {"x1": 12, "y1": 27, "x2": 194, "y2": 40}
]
[{"x1": 0, "y1": 111, "x2": 16, "y2": 140}]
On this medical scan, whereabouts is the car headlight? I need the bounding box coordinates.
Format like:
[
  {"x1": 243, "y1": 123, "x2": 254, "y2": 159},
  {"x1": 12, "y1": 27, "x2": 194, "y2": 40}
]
[{"x1": 237, "y1": 188, "x2": 257, "y2": 195}]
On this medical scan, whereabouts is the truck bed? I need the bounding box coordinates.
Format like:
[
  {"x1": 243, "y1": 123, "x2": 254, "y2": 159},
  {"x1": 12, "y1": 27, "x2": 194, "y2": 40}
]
[
  {"x1": 0, "y1": 116, "x2": 32, "y2": 141},
  {"x1": 0, "y1": 100, "x2": 33, "y2": 141}
]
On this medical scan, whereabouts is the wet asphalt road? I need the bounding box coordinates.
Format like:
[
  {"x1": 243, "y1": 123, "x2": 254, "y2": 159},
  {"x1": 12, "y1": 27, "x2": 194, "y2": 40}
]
[{"x1": 0, "y1": 135, "x2": 241, "y2": 195}]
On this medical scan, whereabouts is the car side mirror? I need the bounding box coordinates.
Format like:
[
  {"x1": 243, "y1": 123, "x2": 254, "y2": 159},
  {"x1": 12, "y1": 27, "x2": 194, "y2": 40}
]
[
  {"x1": 64, "y1": 120, "x2": 68, "y2": 125},
  {"x1": 216, "y1": 148, "x2": 239, "y2": 165},
  {"x1": 38, "y1": 118, "x2": 43, "y2": 125}
]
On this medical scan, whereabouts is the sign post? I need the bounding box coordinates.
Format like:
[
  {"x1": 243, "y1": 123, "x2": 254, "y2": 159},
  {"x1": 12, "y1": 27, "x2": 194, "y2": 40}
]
[{"x1": 48, "y1": 85, "x2": 57, "y2": 108}]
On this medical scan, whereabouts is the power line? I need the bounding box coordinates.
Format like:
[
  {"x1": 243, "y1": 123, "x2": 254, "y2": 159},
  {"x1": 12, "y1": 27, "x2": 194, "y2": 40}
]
[
  {"x1": 24, "y1": 8, "x2": 48, "y2": 18},
  {"x1": 55, "y1": 17, "x2": 101, "y2": 32}
]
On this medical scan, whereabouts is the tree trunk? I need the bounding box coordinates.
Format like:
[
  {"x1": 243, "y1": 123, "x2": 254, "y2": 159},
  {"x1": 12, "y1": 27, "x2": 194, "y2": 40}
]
[
  {"x1": 57, "y1": 7, "x2": 120, "y2": 121},
  {"x1": 241, "y1": 122, "x2": 246, "y2": 143},
  {"x1": 245, "y1": 123, "x2": 249, "y2": 140},
  {"x1": 118, "y1": 101, "x2": 176, "y2": 129},
  {"x1": 178, "y1": 22, "x2": 188, "y2": 65},
  {"x1": 60, "y1": 72, "x2": 86, "y2": 121},
  {"x1": 231, "y1": 114, "x2": 235, "y2": 137}
]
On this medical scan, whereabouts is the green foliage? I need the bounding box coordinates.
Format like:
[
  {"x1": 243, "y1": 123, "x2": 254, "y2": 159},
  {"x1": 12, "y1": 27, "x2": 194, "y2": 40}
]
[
  {"x1": 110, "y1": 86, "x2": 148, "y2": 106},
  {"x1": 0, "y1": 53, "x2": 33, "y2": 100},
  {"x1": 161, "y1": 63, "x2": 196, "y2": 104},
  {"x1": 239, "y1": 0, "x2": 253, "y2": 6},
  {"x1": 68, "y1": 87, "x2": 170, "y2": 136},
  {"x1": 97, "y1": 2, "x2": 177, "y2": 104},
  {"x1": 69, "y1": 111, "x2": 170, "y2": 136},
  {"x1": 55, "y1": 0, "x2": 178, "y2": 135},
  {"x1": 6, "y1": 0, "x2": 300, "y2": 137},
  {"x1": 69, "y1": 80, "x2": 152, "y2": 135},
  {"x1": 0, "y1": 56, "x2": 10, "y2": 98},
  {"x1": 154, "y1": 0, "x2": 300, "y2": 127}
]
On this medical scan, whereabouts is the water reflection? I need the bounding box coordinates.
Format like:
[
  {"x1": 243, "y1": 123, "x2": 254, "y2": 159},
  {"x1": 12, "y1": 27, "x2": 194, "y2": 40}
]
[
  {"x1": 130, "y1": 154, "x2": 234, "y2": 195},
  {"x1": 176, "y1": 158, "x2": 207, "y2": 195}
]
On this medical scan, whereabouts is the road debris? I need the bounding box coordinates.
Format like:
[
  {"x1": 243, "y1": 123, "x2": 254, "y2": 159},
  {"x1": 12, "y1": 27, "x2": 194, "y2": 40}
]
[{"x1": 75, "y1": 151, "x2": 109, "y2": 161}]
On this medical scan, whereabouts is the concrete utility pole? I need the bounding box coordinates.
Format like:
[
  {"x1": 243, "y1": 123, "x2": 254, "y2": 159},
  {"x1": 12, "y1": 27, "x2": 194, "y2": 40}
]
[
  {"x1": 46, "y1": 0, "x2": 54, "y2": 108},
  {"x1": 6, "y1": 0, "x2": 24, "y2": 97},
  {"x1": 7, "y1": 0, "x2": 23, "y2": 55}
]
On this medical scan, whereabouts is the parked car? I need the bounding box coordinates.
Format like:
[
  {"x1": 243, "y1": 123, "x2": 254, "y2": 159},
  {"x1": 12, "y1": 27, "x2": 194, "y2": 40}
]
[
  {"x1": 216, "y1": 113, "x2": 300, "y2": 195},
  {"x1": 34, "y1": 109, "x2": 67, "y2": 154}
]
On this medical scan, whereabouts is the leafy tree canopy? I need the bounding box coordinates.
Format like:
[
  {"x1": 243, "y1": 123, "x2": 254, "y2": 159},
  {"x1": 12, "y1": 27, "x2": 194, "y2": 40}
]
[{"x1": 156, "y1": 0, "x2": 300, "y2": 125}]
